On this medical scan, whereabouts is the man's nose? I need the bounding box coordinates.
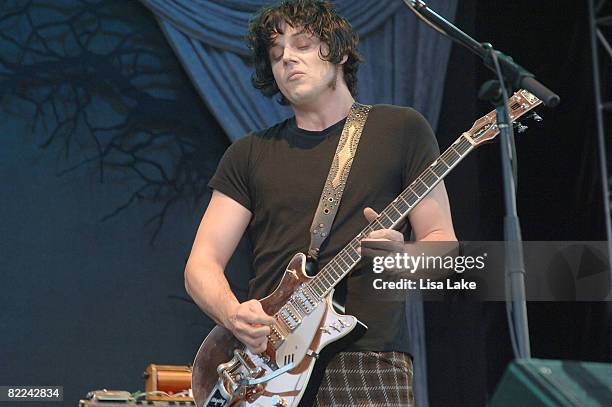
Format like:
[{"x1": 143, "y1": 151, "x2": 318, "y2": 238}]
[{"x1": 282, "y1": 47, "x2": 298, "y2": 64}]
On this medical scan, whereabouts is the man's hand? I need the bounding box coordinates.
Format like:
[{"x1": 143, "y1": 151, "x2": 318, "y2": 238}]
[
  {"x1": 224, "y1": 300, "x2": 276, "y2": 354},
  {"x1": 359, "y1": 207, "x2": 405, "y2": 257}
]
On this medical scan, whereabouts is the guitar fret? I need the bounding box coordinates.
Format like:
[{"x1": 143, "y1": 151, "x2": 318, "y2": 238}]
[
  {"x1": 309, "y1": 280, "x2": 318, "y2": 293},
  {"x1": 457, "y1": 137, "x2": 472, "y2": 155},
  {"x1": 347, "y1": 247, "x2": 360, "y2": 262},
  {"x1": 344, "y1": 255, "x2": 356, "y2": 268},
  {"x1": 371, "y1": 219, "x2": 385, "y2": 230},
  {"x1": 329, "y1": 270, "x2": 341, "y2": 284},
  {"x1": 432, "y1": 161, "x2": 447, "y2": 177},
  {"x1": 328, "y1": 266, "x2": 338, "y2": 281},
  {"x1": 313, "y1": 280, "x2": 323, "y2": 295},
  {"x1": 456, "y1": 143, "x2": 469, "y2": 155},
  {"x1": 402, "y1": 190, "x2": 419, "y2": 206},
  {"x1": 316, "y1": 273, "x2": 326, "y2": 288},
  {"x1": 342, "y1": 252, "x2": 356, "y2": 268},
  {"x1": 321, "y1": 271, "x2": 332, "y2": 286},
  {"x1": 444, "y1": 147, "x2": 461, "y2": 162},
  {"x1": 420, "y1": 170, "x2": 438, "y2": 188},
  {"x1": 394, "y1": 202, "x2": 408, "y2": 215},
  {"x1": 329, "y1": 262, "x2": 342, "y2": 278},
  {"x1": 386, "y1": 204, "x2": 403, "y2": 218},
  {"x1": 436, "y1": 156, "x2": 452, "y2": 171},
  {"x1": 412, "y1": 182, "x2": 427, "y2": 198},
  {"x1": 453, "y1": 139, "x2": 469, "y2": 155},
  {"x1": 425, "y1": 167, "x2": 439, "y2": 179},
  {"x1": 327, "y1": 271, "x2": 340, "y2": 285},
  {"x1": 394, "y1": 197, "x2": 409, "y2": 212},
  {"x1": 406, "y1": 186, "x2": 418, "y2": 199},
  {"x1": 379, "y1": 212, "x2": 394, "y2": 228},
  {"x1": 464, "y1": 138, "x2": 475, "y2": 153},
  {"x1": 439, "y1": 152, "x2": 455, "y2": 165},
  {"x1": 304, "y1": 282, "x2": 318, "y2": 300},
  {"x1": 337, "y1": 255, "x2": 350, "y2": 268},
  {"x1": 317, "y1": 278, "x2": 328, "y2": 293},
  {"x1": 318, "y1": 277, "x2": 327, "y2": 291},
  {"x1": 422, "y1": 175, "x2": 437, "y2": 189},
  {"x1": 334, "y1": 267, "x2": 344, "y2": 282}
]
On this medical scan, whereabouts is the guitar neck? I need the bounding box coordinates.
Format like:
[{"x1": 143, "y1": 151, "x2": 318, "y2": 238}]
[
  {"x1": 304, "y1": 89, "x2": 542, "y2": 299},
  {"x1": 306, "y1": 133, "x2": 475, "y2": 298}
]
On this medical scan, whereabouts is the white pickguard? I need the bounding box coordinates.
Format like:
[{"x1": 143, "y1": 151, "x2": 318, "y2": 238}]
[{"x1": 274, "y1": 300, "x2": 325, "y2": 368}]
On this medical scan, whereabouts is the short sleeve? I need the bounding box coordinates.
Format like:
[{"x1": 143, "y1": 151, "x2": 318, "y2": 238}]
[
  {"x1": 208, "y1": 135, "x2": 253, "y2": 211},
  {"x1": 401, "y1": 109, "x2": 441, "y2": 187}
]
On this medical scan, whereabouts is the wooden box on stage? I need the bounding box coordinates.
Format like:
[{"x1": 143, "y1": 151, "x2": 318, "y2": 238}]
[{"x1": 144, "y1": 364, "x2": 192, "y2": 401}]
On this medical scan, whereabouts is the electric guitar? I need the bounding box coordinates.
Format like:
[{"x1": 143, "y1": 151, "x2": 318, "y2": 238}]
[{"x1": 192, "y1": 89, "x2": 543, "y2": 407}]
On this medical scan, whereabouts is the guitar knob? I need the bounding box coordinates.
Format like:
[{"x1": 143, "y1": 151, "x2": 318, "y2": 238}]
[
  {"x1": 271, "y1": 395, "x2": 287, "y2": 407},
  {"x1": 529, "y1": 111, "x2": 543, "y2": 122},
  {"x1": 514, "y1": 122, "x2": 528, "y2": 133},
  {"x1": 339, "y1": 319, "x2": 351, "y2": 328}
]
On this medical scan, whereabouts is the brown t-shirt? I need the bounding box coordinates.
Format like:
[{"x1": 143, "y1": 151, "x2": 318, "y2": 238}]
[{"x1": 208, "y1": 104, "x2": 439, "y2": 353}]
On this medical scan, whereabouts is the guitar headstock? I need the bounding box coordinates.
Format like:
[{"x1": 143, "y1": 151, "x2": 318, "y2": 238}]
[{"x1": 467, "y1": 89, "x2": 543, "y2": 146}]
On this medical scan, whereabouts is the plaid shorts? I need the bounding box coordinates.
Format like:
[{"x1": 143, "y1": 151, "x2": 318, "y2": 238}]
[{"x1": 313, "y1": 351, "x2": 414, "y2": 407}]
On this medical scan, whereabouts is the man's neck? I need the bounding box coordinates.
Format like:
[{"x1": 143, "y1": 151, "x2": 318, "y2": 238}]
[{"x1": 292, "y1": 87, "x2": 354, "y2": 131}]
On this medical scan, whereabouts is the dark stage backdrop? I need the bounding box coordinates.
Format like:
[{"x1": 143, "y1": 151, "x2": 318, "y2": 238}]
[
  {"x1": 428, "y1": 1, "x2": 611, "y2": 406},
  {"x1": 0, "y1": 1, "x2": 609, "y2": 407}
]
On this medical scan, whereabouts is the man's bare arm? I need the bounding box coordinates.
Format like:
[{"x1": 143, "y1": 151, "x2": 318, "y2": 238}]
[
  {"x1": 360, "y1": 181, "x2": 457, "y2": 255},
  {"x1": 407, "y1": 181, "x2": 456, "y2": 242},
  {"x1": 185, "y1": 190, "x2": 274, "y2": 352}
]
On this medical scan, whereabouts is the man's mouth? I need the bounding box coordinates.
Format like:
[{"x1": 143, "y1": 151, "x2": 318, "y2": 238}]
[{"x1": 288, "y1": 71, "x2": 305, "y2": 81}]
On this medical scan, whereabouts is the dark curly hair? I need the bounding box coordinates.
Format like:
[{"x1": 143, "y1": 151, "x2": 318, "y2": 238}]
[{"x1": 247, "y1": 0, "x2": 362, "y2": 105}]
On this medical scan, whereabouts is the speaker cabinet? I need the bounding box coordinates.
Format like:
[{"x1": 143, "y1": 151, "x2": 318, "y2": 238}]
[{"x1": 491, "y1": 358, "x2": 612, "y2": 406}]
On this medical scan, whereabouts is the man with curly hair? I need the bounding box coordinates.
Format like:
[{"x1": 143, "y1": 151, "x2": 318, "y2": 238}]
[{"x1": 185, "y1": 0, "x2": 456, "y2": 405}]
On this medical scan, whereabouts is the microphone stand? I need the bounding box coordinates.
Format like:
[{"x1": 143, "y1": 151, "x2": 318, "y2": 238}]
[{"x1": 402, "y1": 0, "x2": 560, "y2": 359}]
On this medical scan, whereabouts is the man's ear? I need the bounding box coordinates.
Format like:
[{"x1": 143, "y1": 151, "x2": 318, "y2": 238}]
[{"x1": 340, "y1": 54, "x2": 348, "y2": 65}]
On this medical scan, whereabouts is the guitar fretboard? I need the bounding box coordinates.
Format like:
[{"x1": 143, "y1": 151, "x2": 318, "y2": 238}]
[{"x1": 305, "y1": 135, "x2": 474, "y2": 298}]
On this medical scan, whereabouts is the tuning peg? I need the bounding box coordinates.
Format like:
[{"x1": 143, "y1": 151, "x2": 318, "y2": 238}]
[
  {"x1": 513, "y1": 121, "x2": 529, "y2": 133},
  {"x1": 529, "y1": 111, "x2": 543, "y2": 122}
]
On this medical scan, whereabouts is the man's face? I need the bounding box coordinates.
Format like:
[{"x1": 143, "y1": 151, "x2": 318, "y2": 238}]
[{"x1": 269, "y1": 23, "x2": 341, "y2": 106}]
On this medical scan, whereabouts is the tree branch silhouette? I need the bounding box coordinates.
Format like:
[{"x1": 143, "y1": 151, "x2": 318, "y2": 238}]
[{"x1": 0, "y1": 0, "x2": 228, "y2": 242}]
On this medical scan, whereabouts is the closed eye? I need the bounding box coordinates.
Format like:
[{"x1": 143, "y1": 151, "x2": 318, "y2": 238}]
[{"x1": 270, "y1": 48, "x2": 283, "y2": 61}]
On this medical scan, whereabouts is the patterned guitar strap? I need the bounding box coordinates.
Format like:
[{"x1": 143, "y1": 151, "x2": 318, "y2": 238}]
[{"x1": 306, "y1": 102, "x2": 372, "y2": 274}]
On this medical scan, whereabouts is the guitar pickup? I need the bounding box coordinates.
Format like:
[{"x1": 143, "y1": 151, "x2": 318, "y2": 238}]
[
  {"x1": 268, "y1": 325, "x2": 285, "y2": 347},
  {"x1": 292, "y1": 285, "x2": 318, "y2": 315},
  {"x1": 279, "y1": 307, "x2": 300, "y2": 330}
]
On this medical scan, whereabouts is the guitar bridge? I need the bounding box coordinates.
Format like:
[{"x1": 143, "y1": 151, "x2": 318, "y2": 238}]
[
  {"x1": 216, "y1": 348, "x2": 293, "y2": 401},
  {"x1": 216, "y1": 349, "x2": 262, "y2": 398},
  {"x1": 237, "y1": 362, "x2": 296, "y2": 386}
]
